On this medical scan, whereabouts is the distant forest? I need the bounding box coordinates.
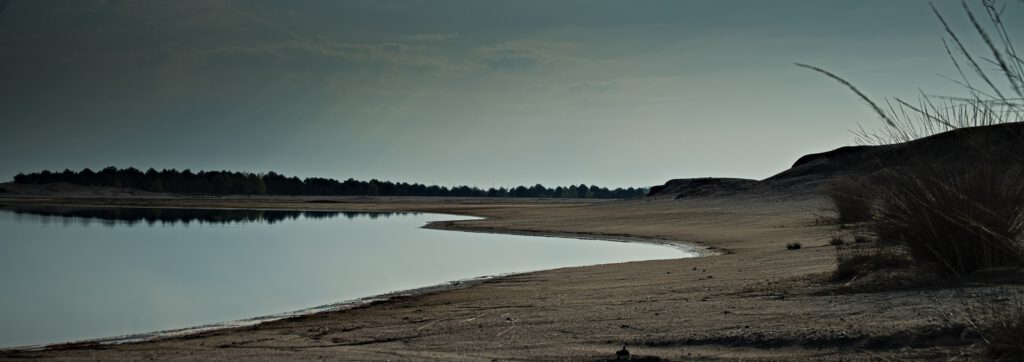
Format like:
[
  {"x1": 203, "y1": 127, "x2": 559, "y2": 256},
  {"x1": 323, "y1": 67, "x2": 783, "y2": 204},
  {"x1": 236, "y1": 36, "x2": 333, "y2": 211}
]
[
  {"x1": 7, "y1": 206, "x2": 408, "y2": 226},
  {"x1": 11, "y1": 167, "x2": 648, "y2": 199}
]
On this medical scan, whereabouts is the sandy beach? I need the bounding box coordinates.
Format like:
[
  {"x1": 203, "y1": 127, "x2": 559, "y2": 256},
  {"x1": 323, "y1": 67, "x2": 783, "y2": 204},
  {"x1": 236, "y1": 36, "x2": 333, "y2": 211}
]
[{"x1": 0, "y1": 189, "x2": 1011, "y2": 361}]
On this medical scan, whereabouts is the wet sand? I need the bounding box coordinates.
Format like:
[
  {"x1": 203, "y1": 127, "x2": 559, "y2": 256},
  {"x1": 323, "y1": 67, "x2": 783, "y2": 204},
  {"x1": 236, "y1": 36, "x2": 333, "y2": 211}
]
[{"x1": 0, "y1": 193, "x2": 1009, "y2": 360}]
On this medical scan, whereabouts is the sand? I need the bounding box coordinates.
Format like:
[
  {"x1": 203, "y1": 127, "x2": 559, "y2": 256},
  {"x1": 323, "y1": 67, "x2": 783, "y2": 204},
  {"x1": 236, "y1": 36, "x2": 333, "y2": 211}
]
[{"x1": 0, "y1": 193, "x2": 1015, "y2": 360}]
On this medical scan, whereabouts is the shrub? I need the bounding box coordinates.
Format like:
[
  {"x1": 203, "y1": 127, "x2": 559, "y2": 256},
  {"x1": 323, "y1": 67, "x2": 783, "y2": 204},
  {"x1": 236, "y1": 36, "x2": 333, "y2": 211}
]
[
  {"x1": 831, "y1": 243, "x2": 908, "y2": 282},
  {"x1": 853, "y1": 235, "x2": 871, "y2": 244},
  {"x1": 806, "y1": 0, "x2": 1024, "y2": 281},
  {"x1": 871, "y1": 166, "x2": 1024, "y2": 277},
  {"x1": 829, "y1": 237, "x2": 845, "y2": 246},
  {"x1": 786, "y1": 242, "x2": 802, "y2": 250},
  {"x1": 825, "y1": 178, "x2": 874, "y2": 224}
]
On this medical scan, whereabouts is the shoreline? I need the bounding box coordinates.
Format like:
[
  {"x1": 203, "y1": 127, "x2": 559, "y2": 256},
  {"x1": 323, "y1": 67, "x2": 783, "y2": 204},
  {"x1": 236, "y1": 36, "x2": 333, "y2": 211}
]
[
  {"x1": 5, "y1": 273, "x2": 496, "y2": 352},
  {"x1": 0, "y1": 194, "x2": 1006, "y2": 360},
  {"x1": 422, "y1": 221, "x2": 719, "y2": 257},
  {"x1": 0, "y1": 205, "x2": 707, "y2": 352}
]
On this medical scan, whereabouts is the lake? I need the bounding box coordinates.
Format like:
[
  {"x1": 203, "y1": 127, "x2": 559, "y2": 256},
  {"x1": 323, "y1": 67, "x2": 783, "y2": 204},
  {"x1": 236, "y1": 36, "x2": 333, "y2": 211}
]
[{"x1": 0, "y1": 205, "x2": 698, "y2": 348}]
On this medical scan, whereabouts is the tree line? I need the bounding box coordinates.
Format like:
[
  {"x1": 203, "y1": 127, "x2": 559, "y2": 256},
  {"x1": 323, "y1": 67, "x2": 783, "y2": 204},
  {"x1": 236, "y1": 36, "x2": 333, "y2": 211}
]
[
  {"x1": 11, "y1": 167, "x2": 648, "y2": 199},
  {"x1": 10, "y1": 206, "x2": 408, "y2": 226}
]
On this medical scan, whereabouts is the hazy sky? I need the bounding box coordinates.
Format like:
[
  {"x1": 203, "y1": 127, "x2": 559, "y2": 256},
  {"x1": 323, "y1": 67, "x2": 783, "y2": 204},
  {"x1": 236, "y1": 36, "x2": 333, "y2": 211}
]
[{"x1": 1, "y1": 1, "x2": 1020, "y2": 187}]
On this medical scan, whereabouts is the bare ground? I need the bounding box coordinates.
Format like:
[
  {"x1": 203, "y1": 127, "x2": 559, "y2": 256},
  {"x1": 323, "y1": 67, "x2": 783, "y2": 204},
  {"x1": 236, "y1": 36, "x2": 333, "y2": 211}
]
[{"x1": 0, "y1": 193, "x2": 1015, "y2": 361}]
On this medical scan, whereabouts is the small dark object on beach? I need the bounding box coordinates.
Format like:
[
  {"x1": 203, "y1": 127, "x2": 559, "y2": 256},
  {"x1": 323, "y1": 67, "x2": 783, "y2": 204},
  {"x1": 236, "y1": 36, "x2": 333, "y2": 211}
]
[
  {"x1": 786, "y1": 242, "x2": 802, "y2": 250},
  {"x1": 615, "y1": 345, "x2": 630, "y2": 360}
]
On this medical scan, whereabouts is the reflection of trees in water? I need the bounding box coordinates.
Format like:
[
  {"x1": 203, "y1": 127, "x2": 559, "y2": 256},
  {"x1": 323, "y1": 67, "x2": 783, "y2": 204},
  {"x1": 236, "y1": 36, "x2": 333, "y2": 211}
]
[{"x1": 3, "y1": 206, "x2": 414, "y2": 227}]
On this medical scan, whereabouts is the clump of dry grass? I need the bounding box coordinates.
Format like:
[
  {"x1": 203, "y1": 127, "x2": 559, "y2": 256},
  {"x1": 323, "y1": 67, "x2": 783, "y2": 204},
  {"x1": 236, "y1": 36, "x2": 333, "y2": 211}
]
[
  {"x1": 831, "y1": 242, "x2": 908, "y2": 282},
  {"x1": 805, "y1": 1, "x2": 1024, "y2": 282},
  {"x1": 805, "y1": 1, "x2": 1024, "y2": 356},
  {"x1": 871, "y1": 166, "x2": 1024, "y2": 277},
  {"x1": 824, "y1": 178, "x2": 873, "y2": 224}
]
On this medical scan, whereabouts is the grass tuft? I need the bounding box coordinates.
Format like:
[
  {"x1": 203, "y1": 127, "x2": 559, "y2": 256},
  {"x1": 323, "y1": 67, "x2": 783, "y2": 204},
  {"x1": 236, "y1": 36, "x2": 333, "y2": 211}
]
[
  {"x1": 831, "y1": 243, "x2": 908, "y2": 282},
  {"x1": 871, "y1": 166, "x2": 1024, "y2": 277},
  {"x1": 824, "y1": 178, "x2": 874, "y2": 224}
]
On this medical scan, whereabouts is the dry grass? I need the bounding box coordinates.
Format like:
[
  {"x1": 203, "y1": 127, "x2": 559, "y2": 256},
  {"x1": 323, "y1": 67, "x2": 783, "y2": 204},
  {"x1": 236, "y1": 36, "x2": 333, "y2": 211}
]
[
  {"x1": 981, "y1": 302, "x2": 1024, "y2": 360},
  {"x1": 831, "y1": 242, "x2": 908, "y2": 282},
  {"x1": 940, "y1": 289, "x2": 1024, "y2": 361},
  {"x1": 871, "y1": 165, "x2": 1024, "y2": 277},
  {"x1": 809, "y1": 2, "x2": 1024, "y2": 357},
  {"x1": 806, "y1": 1, "x2": 1024, "y2": 281},
  {"x1": 824, "y1": 178, "x2": 873, "y2": 224}
]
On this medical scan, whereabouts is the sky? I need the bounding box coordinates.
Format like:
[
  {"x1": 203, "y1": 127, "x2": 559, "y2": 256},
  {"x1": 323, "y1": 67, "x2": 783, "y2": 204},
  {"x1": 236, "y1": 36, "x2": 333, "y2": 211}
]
[{"x1": 1, "y1": 0, "x2": 1021, "y2": 188}]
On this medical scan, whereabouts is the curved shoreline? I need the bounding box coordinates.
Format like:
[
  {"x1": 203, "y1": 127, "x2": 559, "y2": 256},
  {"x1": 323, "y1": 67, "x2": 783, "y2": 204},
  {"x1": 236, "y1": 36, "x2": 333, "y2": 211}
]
[
  {"x1": 1, "y1": 194, "x2": 988, "y2": 360},
  {"x1": 422, "y1": 219, "x2": 718, "y2": 257},
  {"x1": 0, "y1": 207, "x2": 708, "y2": 352}
]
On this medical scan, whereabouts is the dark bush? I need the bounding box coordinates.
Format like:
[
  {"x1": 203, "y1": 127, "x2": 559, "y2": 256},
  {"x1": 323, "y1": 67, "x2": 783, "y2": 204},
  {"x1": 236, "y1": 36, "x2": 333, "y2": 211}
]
[
  {"x1": 825, "y1": 178, "x2": 874, "y2": 224},
  {"x1": 809, "y1": 0, "x2": 1024, "y2": 284},
  {"x1": 871, "y1": 166, "x2": 1024, "y2": 277},
  {"x1": 786, "y1": 242, "x2": 802, "y2": 250}
]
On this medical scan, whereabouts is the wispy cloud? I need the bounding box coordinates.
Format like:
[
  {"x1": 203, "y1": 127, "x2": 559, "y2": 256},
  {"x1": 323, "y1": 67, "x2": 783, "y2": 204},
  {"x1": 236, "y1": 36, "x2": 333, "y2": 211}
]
[{"x1": 474, "y1": 41, "x2": 583, "y2": 71}]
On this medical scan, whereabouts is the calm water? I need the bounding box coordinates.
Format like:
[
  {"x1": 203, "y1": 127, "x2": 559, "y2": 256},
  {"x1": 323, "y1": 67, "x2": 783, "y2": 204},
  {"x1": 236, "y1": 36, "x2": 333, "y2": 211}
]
[{"x1": 0, "y1": 206, "x2": 696, "y2": 348}]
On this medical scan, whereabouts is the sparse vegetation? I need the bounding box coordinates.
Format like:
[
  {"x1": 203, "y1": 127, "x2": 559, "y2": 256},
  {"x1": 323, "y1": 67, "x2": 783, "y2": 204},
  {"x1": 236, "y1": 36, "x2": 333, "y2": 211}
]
[
  {"x1": 810, "y1": 3, "x2": 1024, "y2": 357},
  {"x1": 871, "y1": 166, "x2": 1024, "y2": 276},
  {"x1": 831, "y1": 243, "x2": 908, "y2": 282},
  {"x1": 806, "y1": 1, "x2": 1024, "y2": 281},
  {"x1": 824, "y1": 178, "x2": 873, "y2": 224},
  {"x1": 786, "y1": 242, "x2": 802, "y2": 250},
  {"x1": 939, "y1": 290, "x2": 1024, "y2": 361},
  {"x1": 979, "y1": 301, "x2": 1024, "y2": 360},
  {"x1": 829, "y1": 237, "x2": 844, "y2": 246}
]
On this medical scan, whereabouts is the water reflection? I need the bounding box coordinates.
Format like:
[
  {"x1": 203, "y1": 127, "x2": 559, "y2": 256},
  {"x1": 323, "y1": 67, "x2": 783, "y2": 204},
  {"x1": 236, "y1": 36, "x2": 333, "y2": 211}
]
[{"x1": 2, "y1": 205, "x2": 413, "y2": 227}]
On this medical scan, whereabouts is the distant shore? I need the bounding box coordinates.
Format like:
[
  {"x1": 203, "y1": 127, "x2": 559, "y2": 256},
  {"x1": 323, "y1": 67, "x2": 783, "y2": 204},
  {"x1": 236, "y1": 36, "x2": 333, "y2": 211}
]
[{"x1": 0, "y1": 191, "x2": 1004, "y2": 360}]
